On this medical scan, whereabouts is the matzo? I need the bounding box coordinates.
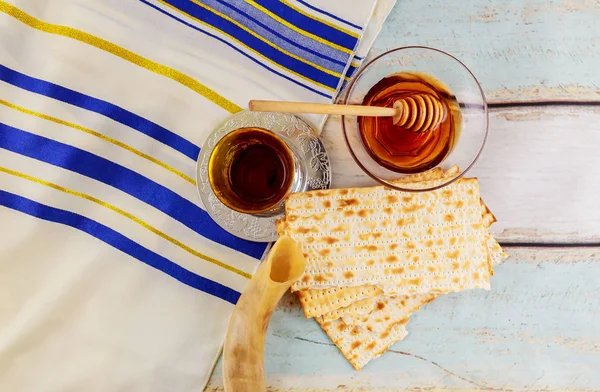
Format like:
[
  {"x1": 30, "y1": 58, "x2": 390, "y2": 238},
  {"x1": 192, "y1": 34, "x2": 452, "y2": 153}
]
[
  {"x1": 320, "y1": 297, "x2": 376, "y2": 323},
  {"x1": 488, "y1": 233, "x2": 508, "y2": 267},
  {"x1": 291, "y1": 168, "x2": 451, "y2": 318},
  {"x1": 389, "y1": 165, "x2": 460, "y2": 190},
  {"x1": 390, "y1": 167, "x2": 444, "y2": 185},
  {"x1": 315, "y1": 292, "x2": 436, "y2": 370},
  {"x1": 317, "y1": 316, "x2": 409, "y2": 371},
  {"x1": 297, "y1": 221, "x2": 501, "y2": 319},
  {"x1": 296, "y1": 285, "x2": 381, "y2": 319},
  {"x1": 315, "y1": 236, "x2": 506, "y2": 369},
  {"x1": 285, "y1": 178, "x2": 491, "y2": 295},
  {"x1": 278, "y1": 166, "x2": 505, "y2": 371},
  {"x1": 293, "y1": 209, "x2": 501, "y2": 320},
  {"x1": 319, "y1": 233, "x2": 505, "y2": 323},
  {"x1": 287, "y1": 168, "x2": 501, "y2": 319},
  {"x1": 340, "y1": 293, "x2": 435, "y2": 334},
  {"x1": 481, "y1": 199, "x2": 497, "y2": 228}
]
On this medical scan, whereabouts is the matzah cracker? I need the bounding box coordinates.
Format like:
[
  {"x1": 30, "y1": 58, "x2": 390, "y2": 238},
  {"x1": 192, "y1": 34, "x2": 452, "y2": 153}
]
[
  {"x1": 320, "y1": 297, "x2": 375, "y2": 323},
  {"x1": 488, "y1": 233, "x2": 508, "y2": 267},
  {"x1": 333, "y1": 234, "x2": 504, "y2": 333},
  {"x1": 279, "y1": 165, "x2": 505, "y2": 371},
  {"x1": 390, "y1": 167, "x2": 444, "y2": 185},
  {"x1": 481, "y1": 199, "x2": 497, "y2": 228},
  {"x1": 320, "y1": 233, "x2": 504, "y2": 322},
  {"x1": 322, "y1": 237, "x2": 504, "y2": 369},
  {"x1": 317, "y1": 316, "x2": 409, "y2": 371},
  {"x1": 314, "y1": 237, "x2": 506, "y2": 371},
  {"x1": 292, "y1": 168, "x2": 452, "y2": 318},
  {"x1": 341, "y1": 293, "x2": 435, "y2": 334},
  {"x1": 294, "y1": 202, "x2": 501, "y2": 319},
  {"x1": 388, "y1": 165, "x2": 460, "y2": 190},
  {"x1": 297, "y1": 285, "x2": 381, "y2": 319},
  {"x1": 289, "y1": 168, "x2": 499, "y2": 319},
  {"x1": 315, "y1": 293, "x2": 434, "y2": 370},
  {"x1": 285, "y1": 178, "x2": 491, "y2": 295}
]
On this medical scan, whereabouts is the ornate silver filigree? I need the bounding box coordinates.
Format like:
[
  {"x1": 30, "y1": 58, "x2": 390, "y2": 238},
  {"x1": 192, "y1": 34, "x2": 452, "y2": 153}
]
[{"x1": 196, "y1": 111, "x2": 331, "y2": 242}]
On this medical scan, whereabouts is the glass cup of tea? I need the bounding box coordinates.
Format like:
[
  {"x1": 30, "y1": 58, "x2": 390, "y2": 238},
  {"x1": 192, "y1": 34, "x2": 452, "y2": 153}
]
[
  {"x1": 208, "y1": 127, "x2": 303, "y2": 216},
  {"x1": 342, "y1": 46, "x2": 489, "y2": 192}
]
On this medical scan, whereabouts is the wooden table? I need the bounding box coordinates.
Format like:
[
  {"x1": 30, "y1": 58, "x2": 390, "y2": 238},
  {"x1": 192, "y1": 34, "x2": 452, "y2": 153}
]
[{"x1": 207, "y1": 1, "x2": 600, "y2": 390}]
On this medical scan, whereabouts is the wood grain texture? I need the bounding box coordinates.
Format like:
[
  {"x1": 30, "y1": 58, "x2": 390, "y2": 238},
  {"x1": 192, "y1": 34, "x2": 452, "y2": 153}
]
[
  {"x1": 207, "y1": 247, "x2": 600, "y2": 391},
  {"x1": 374, "y1": 0, "x2": 600, "y2": 103}
]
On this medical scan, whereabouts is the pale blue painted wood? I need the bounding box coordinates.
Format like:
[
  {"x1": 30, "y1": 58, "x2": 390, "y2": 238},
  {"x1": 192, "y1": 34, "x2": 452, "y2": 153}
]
[
  {"x1": 373, "y1": 0, "x2": 600, "y2": 102},
  {"x1": 207, "y1": 251, "x2": 600, "y2": 390}
]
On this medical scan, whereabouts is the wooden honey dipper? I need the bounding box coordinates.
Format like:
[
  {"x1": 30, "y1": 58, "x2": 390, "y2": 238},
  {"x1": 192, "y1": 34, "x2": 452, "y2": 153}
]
[{"x1": 249, "y1": 94, "x2": 447, "y2": 133}]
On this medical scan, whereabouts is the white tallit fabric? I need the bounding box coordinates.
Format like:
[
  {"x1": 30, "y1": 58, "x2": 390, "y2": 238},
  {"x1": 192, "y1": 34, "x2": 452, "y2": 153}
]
[{"x1": 0, "y1": 0, "x2": 394, "y2": 390}]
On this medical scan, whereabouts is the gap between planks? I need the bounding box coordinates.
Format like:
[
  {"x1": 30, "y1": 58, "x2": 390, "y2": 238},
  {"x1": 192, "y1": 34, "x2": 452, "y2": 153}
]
[
  {"x1": 492, "y1": 245, "x2": 600, "y2": 263},
  {"x1": 489, "y1": 100, "x2": 600, "y2": 108},
  {"x1": 502, "y1": 242, "x2": 600, "y2": 248}
]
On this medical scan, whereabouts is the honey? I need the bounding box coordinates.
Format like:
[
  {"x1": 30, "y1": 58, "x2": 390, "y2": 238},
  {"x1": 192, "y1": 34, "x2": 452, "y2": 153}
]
[{"x1": 358, "y1": 72, "x2": 461, "y2": 173}]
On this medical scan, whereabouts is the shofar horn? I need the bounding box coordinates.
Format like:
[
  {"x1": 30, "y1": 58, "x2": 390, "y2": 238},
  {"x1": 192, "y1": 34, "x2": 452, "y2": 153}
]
[{"x1": 223, "y1": 235, "x2": 306, "y2": 392}]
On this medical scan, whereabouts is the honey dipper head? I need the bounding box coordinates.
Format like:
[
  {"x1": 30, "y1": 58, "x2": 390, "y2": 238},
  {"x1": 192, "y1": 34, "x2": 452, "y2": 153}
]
[{"x1": 392, "y1": 94, "x2": 447, "y2": 132}]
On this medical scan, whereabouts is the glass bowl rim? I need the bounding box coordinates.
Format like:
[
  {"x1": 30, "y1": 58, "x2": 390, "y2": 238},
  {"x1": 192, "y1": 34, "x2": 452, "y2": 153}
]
[{"x1": 341, "y1": 45, "x2": 489, "y2": 192}]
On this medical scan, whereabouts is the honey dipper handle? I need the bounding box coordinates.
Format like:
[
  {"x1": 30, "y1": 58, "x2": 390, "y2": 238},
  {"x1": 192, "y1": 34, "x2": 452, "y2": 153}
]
[{"x1": 249, "y1": 100, "x2": 397, "y2": 118}]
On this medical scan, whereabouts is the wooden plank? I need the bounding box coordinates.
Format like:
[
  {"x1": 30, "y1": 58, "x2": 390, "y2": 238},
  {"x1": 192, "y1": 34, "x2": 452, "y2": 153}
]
[
  {"x1": 473, "y1": 105, "x2": 600, "y2": 244},
  {"x1": 206, "y1": 247, "x2": 600, "y2": 391},
  {"x1": 373, "y1": 0, "x2": 600, "y2": 103},
  {"x1": 321, "y1": 105, "x2": 600, "y2": 243}
]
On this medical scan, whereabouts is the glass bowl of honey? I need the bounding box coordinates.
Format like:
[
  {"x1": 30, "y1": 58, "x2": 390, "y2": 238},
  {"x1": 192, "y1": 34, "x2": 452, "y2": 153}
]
[{"x1": 342, "y1": 46, "x2": 488, "y2": 191}]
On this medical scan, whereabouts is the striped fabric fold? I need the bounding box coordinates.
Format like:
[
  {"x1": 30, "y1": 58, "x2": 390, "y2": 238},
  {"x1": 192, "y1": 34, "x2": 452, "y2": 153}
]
[
  {"x1": 0, "y1": 0, "x2": 394, "y2": 390},
  {"x1": 146, "y1": 0, "x2": 364, "y2": 98},
  {"x1": 158, "y1": 0, "x2": 344, "y2": 90},
  {"x1": 0, "y1": 189, "x2": 242, "y2": 304},
  {"x1": 0, "y1": 122, "x2": 266, "y2": 259},
  {"x1": 293, "y1": 0, "x2": 363, "y2": 30},
  {"x1": 0, "y1": 64, "x2": 202, "y2": 160}
]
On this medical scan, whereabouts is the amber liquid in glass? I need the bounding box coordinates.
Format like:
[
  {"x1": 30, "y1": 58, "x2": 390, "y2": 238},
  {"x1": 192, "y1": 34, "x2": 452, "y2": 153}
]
[
  {"x1": 358, "y1": 72, "x2": 461, "y2": 174},
  {"x1": 208, "y1": 127, "x2": 294, "y2": 214}
]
